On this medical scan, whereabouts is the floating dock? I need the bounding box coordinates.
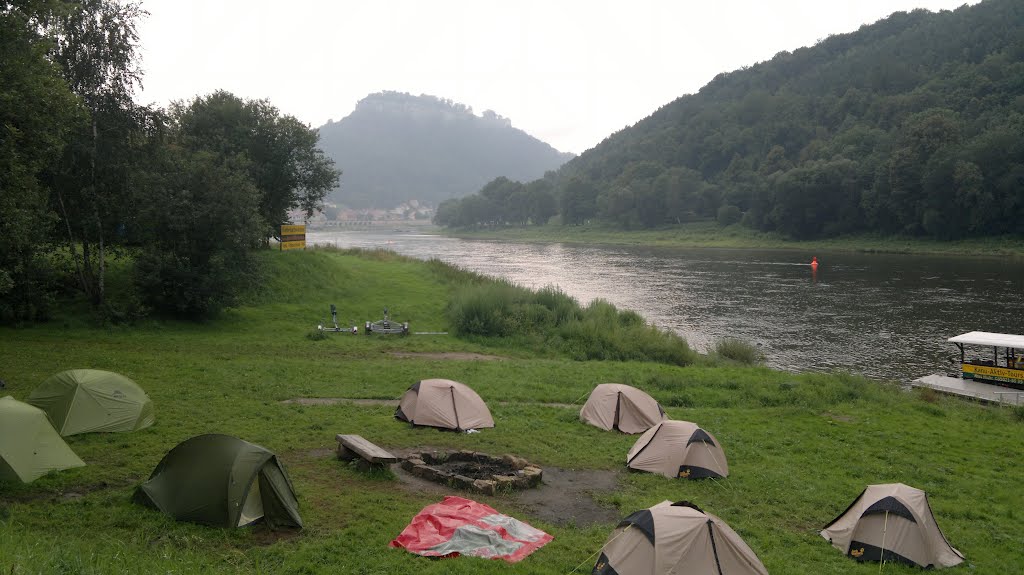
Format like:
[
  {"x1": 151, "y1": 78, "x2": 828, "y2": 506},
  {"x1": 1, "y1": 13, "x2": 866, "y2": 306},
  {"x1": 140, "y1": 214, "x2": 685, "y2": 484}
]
[{"x1": 911, "y1": 374, "x2": 1024, "y2": 405}]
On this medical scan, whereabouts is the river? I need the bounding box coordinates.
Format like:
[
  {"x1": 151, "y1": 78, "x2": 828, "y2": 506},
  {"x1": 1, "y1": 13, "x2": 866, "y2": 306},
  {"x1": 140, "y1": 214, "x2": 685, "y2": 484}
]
[{"x1": 307, "y1": 230, "x2": 1024, "y2": 383}]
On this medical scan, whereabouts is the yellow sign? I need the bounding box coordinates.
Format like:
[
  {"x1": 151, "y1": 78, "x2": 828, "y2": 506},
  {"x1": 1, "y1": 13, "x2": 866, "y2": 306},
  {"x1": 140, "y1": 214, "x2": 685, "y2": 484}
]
[
  {"x1": 963, "y1": 363, "x2": 1024, "y2": 384},
  {"x1": 280, "y1": 224, "x2": 306, "y2": 251},
  {"x1": 963, "y1": 364, "x2": 1024, "y2": 379}
]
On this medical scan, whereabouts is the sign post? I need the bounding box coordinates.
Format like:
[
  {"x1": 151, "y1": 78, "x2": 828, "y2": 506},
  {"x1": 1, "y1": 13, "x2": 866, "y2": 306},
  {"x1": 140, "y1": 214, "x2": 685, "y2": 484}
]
[{"x1": 280, "y1": 224, "x2": 306, "y2": 251}]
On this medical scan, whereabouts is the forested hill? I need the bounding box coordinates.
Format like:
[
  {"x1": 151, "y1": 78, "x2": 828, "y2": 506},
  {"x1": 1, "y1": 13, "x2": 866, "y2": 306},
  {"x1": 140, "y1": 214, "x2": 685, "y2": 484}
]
[
  {"x1": 316, "y1": 92, "x2": 574, "y2": 209},
  {"x1": 441, "y1": 0, "x2": 1024, "y2": 239}
]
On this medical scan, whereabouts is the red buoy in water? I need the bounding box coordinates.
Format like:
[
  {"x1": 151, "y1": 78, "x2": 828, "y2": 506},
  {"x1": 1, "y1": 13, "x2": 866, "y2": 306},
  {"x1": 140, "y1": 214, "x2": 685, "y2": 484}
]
[{"x1": 810, "y1": 256, "x2": 819, "y2": 270}]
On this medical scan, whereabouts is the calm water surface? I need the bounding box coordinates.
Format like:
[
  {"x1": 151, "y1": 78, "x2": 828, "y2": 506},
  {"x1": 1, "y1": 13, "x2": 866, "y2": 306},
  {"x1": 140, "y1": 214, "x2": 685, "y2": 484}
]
[{"x1": 308, "y1": 230, "x2": 1024, "y2": 382}]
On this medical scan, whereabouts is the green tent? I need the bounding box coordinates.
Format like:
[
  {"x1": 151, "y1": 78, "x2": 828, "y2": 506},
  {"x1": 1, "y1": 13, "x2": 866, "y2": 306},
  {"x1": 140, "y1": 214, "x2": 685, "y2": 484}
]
[
  {"x1": 0, "y1": 396, "x2": 85, "y2": 483},
  {"x1": 28, "y1": 369, "x2": 155, "y2": 436},
  {"x1": 134, "y1": 434, "x2": 303, "y2": 529}
]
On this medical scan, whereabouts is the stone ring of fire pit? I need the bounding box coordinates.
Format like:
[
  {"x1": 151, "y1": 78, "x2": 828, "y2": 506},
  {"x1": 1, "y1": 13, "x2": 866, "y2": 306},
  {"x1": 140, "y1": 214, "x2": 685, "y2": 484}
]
[{"x1": 401, "y1": 450, "x2": 543, "y2": 495}]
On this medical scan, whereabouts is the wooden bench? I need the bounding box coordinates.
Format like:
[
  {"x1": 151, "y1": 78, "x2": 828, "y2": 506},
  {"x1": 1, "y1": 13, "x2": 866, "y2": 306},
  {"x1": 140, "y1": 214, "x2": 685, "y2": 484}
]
[{"x1": 335, "y1": 434, "x2": 398, "y2": 469}]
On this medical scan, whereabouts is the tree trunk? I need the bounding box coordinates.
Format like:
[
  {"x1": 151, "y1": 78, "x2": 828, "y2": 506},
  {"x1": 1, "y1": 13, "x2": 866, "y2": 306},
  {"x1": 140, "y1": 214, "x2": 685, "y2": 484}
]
[
  {"x1": 90, "y1": 117, "x2": 104, "y2": 306},
  {"x1": 55, "y1": 189, "x2": 92, "y2": 301}
]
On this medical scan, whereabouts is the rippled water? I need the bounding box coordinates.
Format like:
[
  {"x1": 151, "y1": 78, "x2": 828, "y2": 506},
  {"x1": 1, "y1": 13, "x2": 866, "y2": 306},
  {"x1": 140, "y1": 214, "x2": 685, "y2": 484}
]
[{"x1": 308, "y1": 230, "x2": 1024, "y2": 382}]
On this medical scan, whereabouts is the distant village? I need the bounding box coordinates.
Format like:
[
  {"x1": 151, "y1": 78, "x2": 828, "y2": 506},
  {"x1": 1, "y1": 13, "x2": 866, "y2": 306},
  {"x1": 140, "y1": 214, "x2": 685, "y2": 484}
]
[{"x1": 288, "y1": 200, "x2": 435, "y2": 228}]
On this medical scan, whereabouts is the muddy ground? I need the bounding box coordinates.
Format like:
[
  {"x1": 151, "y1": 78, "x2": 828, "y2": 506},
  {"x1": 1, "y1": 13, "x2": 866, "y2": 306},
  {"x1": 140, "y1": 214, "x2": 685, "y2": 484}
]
[{"x1": 387, "y1": 447, "x2": 621, "y2": 527}]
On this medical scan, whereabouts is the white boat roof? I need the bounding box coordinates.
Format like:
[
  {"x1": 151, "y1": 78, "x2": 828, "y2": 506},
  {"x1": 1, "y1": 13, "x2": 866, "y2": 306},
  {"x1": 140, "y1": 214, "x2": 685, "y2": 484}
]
[{"x1": 948, "y1": 331, "x2": 1024, "y2": 349}]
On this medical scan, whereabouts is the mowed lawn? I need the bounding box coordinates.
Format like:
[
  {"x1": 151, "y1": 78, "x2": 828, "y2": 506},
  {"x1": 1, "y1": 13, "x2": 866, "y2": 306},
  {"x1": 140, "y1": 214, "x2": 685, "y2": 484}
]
[{"x1": 1, "y1": 249, "x2": 1021, "y2": 574}]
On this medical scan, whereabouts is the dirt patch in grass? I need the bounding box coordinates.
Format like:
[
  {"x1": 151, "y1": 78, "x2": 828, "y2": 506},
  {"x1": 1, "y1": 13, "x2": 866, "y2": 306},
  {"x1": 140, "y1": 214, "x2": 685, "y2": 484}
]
[
  {"x1": 390, "y1": 352, "x2": 508, "y2": 361},
  {"x1": 282, "y1": 397, "x2": 576, "y2": 409},
  {"x1": 388, "y1": 447, "x2": 620, "y2": 527},
  {"x1": 282, "y1": 398, "x2": 398, "y2": 406},
  {"x1": 821, "y1": 411, "x2": 854, "y2": 423}
]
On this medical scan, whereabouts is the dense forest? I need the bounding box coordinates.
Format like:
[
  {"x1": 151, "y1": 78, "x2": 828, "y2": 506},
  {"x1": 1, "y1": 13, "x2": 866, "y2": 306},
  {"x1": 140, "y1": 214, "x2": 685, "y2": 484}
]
[
  {"x1": 316, "y1": 92, "x2": 573, "y2": 209},
  {"x1": 437, "y1": 0, "x2": 1024, "y2": 240},
  {"x1": 1, "y1": 0, "x2": 338, "y2": 323}
]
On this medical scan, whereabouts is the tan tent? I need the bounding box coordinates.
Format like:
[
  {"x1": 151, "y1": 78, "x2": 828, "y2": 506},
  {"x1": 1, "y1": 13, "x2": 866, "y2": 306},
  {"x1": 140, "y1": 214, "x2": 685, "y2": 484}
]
[
  {"x1": 821, "y1": 483, "x2": 964, "y2": 569},
  {"x1": 593, "y1": 500, "x2": 769, "y2": 575},
  {"x1": 626, "y1": 420, "x2": 728, "y2": 479},
  {"x1": 580, "y1": 383, "x2": 666, "y2": 433},
  {"x1": 394, "y1": 379, "x2": 494, "y2": 431}
]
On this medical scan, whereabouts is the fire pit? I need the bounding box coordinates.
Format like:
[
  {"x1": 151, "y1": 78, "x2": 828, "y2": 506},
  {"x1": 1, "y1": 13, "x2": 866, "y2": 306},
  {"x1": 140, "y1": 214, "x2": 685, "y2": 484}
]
[{"x1": 401, "y1": 450, "x2": 542, "y2": 495}]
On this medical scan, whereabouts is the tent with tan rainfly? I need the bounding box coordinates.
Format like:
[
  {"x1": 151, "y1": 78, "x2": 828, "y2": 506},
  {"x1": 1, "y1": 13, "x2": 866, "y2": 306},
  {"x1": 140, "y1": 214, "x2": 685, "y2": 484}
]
[
  {"x1": 28, "y1": 369, "x2": 154, "y2": 436},
  {"x1": 820, "y1": 483, "x2": 964, "y2": 569},
  {"x1": 626, "y1": 420, "x2": 728, "y2": 479},
  {"x1": 580, "y1": 383, "x2": 666, "y2": 433},
  {"x1": 0, "y1": 396, "x2": 85, "y2": 483},
  {"x1": 592, "y1": 500, "x2": 769, "y2": 575},
  {"x1": 395, "y1": 379, "x2": 494, "y2": 431}
]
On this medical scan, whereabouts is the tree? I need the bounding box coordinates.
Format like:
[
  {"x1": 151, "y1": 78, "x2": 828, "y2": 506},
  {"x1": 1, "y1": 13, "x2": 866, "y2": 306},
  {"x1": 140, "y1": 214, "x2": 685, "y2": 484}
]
[
  {"x1": 133, "y1": 144, "x2": 264, "y2": 318},
  {"x1": 47, "y1": 0, "x2": 146, "y2": 309},
  {"x1": 560, "y1": 178, "x2": 597, "y2": 225},
  {"x1": 0, "y1": 1, "x2": 84, "y2": 321},
  {"x1": 173, "y1": 91, "x2": 340, "y2": 242}
]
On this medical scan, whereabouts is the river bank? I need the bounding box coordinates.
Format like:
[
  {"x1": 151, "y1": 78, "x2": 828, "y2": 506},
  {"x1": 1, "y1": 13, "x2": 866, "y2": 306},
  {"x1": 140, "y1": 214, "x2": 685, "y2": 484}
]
[
  {"x1": 1, "y1": 249, "x2": 1021, "y2": 573},
  {"x1": 443, "y1": 221, "x2": 1024, "y2": 257}
]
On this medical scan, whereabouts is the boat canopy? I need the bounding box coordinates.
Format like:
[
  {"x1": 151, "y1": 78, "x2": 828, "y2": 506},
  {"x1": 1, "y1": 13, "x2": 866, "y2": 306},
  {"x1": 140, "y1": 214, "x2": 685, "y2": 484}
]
[{"x1": 948, "y1": 332, "x2": 1024, "y2": 349}]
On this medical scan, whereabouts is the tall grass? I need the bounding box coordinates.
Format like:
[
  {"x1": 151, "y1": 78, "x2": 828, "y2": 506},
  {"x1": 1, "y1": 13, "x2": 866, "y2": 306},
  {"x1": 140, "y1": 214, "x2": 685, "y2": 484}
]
[
  {"x1": 711, "y1": 338, "x2": 765, "y2": 365},
  {"x1": 447, "y1": 281, "x2": 696, "y2": 366}
]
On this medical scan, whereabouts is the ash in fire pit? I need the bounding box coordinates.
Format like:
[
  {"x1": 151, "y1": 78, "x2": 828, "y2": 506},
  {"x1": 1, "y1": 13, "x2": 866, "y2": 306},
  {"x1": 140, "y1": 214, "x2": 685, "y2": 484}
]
[{"x1": 400, "y1": 450, "x2": 542, "y2": 495}]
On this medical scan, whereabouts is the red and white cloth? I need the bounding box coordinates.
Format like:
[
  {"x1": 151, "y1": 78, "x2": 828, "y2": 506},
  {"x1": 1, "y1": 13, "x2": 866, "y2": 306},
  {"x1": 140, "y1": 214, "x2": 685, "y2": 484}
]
[{"x1": 390, "y1": 496, "x2": 553, "y2": 563}]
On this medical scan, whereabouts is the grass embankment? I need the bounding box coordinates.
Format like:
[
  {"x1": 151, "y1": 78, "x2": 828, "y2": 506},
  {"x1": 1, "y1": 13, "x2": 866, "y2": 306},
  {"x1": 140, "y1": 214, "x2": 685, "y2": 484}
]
[
  {"x1": 1, "y1": 248, "x2": 1022, "y2": 574},
  {"x1": 447, "y1": 221, "x2": 1024, "y2": 257}
]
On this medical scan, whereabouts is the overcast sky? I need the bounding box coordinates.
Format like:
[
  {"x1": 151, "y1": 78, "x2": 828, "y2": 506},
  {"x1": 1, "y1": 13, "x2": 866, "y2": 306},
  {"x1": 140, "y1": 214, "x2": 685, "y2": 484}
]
[{"x1": 136, "y1": 0, "x2": 977, "y2": 155}]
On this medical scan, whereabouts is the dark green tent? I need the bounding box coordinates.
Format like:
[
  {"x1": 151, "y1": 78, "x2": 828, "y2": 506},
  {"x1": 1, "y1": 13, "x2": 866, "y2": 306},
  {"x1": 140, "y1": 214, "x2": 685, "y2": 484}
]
[{"x1": 134, "y1": 434, "x2": 302, "y2": 529}]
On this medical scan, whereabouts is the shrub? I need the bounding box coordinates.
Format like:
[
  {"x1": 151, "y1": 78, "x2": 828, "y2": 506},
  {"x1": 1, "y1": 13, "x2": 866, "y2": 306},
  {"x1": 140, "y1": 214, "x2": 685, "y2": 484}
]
[
  {"x1": 446, "y1": 281, "x2": 696, "y2": 366},
  {"x1": 717, "y1": 204, "x2": 742, "y2": 226},
  {"x1": 713, "y1": 338, "x2": 765, "y2": 364}
]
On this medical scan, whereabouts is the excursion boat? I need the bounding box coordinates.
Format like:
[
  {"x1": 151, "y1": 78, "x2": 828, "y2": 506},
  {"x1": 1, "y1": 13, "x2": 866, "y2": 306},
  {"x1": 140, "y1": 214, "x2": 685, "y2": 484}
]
[{"x1": 947, "y1": 331, "x2": 1024, "y2": 389}]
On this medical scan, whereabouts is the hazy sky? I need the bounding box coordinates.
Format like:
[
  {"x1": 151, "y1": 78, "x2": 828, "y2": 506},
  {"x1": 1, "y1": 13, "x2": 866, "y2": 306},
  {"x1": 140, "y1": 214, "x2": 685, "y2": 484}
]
[{"x1": 136, "y1": 0, "x2": 977, "y2": 155}]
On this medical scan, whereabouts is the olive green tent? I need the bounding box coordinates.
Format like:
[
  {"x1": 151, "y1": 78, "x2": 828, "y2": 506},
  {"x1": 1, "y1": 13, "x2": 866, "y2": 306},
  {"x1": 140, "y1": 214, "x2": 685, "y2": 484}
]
[
  {"x1": 0, "y1": 396, "x2": 85, "y2": 483},
  {"x1": 134, "y1": 434, "x2": 303, "y2": 529},
  {"x1": 28, "y1": 369, "x2": 155, "y2": 436}
]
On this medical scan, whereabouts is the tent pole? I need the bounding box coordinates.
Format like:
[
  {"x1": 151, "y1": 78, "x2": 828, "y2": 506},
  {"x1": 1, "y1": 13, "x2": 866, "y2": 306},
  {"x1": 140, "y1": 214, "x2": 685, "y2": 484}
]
[
  {"x1": 706, "y1": 520, "x2": 725, "y2": 575},
  {"x1": 879, "y1": 510, "x2": 889, "y2": 573}
]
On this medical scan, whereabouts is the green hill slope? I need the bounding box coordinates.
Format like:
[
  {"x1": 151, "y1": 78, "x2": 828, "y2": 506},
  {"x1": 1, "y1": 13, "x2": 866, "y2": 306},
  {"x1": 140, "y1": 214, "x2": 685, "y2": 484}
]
[
  {"x1": 444, "y1": 0, "x2": 1024, "y2": 241},
  {"x1": 565, "y1": 0, "x2": 1024, "y2": 239}
]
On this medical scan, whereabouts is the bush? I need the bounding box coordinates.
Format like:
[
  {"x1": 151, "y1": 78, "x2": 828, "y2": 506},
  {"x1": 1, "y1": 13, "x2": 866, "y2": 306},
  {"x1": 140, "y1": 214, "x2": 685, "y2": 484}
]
[
  {"x1": 717, "y1": 204, "x2": 742, "y2": 226},
  {"x1": 712, "y1": 338, "x2": 765, "y2": 364},
  {"x1": 447, "y1": 281, "x2": 696, "y2": 366}
]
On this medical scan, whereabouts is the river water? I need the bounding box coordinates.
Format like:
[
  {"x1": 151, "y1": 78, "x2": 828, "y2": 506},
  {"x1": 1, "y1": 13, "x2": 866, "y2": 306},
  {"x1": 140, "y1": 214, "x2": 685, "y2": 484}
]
[{"x1": 308, "y1": 230, "x2": 1024, "y2": 383}]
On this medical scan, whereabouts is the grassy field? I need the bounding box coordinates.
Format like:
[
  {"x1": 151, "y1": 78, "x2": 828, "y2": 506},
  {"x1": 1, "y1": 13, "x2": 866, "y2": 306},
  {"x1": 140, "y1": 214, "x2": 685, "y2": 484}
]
[
  {"x1": 446, "y1": 221, "x2": 1024, "y2": 257},
  {"x1": 1, "y1": 248, "x2": 1021, "y2": 574}
]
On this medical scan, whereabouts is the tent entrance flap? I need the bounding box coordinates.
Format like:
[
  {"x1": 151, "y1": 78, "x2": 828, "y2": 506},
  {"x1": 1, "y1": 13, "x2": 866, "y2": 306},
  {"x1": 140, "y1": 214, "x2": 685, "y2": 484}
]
[{"x1": 238, "y1": 478, "x2": 265, "y2": 526}]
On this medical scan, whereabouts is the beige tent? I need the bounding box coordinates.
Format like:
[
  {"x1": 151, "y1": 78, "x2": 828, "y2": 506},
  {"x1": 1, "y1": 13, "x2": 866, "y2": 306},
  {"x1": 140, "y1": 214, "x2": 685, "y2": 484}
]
[
  {"x1": 626, "y1": 420, "x2": 728, "y2": 479},
  {"x1": 821, "y1": 483, "x2": 964, "y2": 569},
  {"x1": 593, "y1": 500, "x2": 769, "y2": 575},
  {"x1": 580, "y1": 383, "x2": 666, "y2": 433},
  {"x1": 394, "y1": 379, "x2": 494, "y2": 431}
]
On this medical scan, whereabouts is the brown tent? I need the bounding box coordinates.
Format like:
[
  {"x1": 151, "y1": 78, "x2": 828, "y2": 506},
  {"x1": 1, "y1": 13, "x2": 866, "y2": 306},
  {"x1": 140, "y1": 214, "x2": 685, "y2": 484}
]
[
  {"x1": 593, "y1": 500, "x2": 769, "y2": 575},
  {"x1": 626, "y1": 420, "x2": 728, "y2": 479},
  {"x1": 395, "y1": 379, "x2": 494, "y2": 431},
  {"x1": 821, "y1": 483, "x2": 964, "y2": 569},
  {"x1": 580, "y1": 383, "x2": 666, "y2": 433}
]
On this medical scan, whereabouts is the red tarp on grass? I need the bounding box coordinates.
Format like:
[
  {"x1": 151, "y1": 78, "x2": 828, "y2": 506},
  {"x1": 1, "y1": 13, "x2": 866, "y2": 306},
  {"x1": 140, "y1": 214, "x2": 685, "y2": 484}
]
[{"x1": 390, "y1": 496, "x2": 553, "y2": 563}]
